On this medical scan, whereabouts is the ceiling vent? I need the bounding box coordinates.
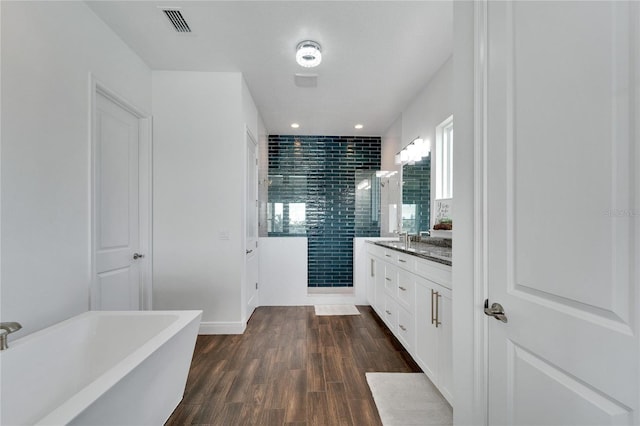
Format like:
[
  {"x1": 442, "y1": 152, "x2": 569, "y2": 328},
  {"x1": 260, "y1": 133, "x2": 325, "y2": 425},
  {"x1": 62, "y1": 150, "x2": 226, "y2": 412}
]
[
  {"x1": 162, "y1": 8, "x2": 192, "y2": 33},
  {"x1": 294, "y1": 74, "x2": 318, "y2": 88}
]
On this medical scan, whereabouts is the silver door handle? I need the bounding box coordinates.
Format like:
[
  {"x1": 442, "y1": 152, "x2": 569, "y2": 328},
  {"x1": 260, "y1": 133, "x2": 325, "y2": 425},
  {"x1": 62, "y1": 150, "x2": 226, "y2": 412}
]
[
  {"x1": 246, "y1": 249, "x2": 253, "y2": 254},
  {"x1": 133, "y1": 253, "x2": 144, "y2": 260},
  {"x1": 484, "y1": 300, "x2": 508, "y2": 323}
]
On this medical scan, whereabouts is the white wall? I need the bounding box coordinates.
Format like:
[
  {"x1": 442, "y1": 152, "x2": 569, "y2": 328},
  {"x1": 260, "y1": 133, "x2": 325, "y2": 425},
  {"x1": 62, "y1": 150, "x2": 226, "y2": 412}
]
[
  {"x1": 259, "y1": 237, "x2": 368, "y2": 306},
  {"x1": 380, "y1": 55, "x2": 453, "y2": 237},
  {"x1": 401, "y1": 57, "x2": 453, "y2": 152},
  {"x1": 381, "y1": 115, "x2": 403, "y2": 171},
  {"x1": 1, "y1": 1, "x2": 151, "y2": 336},
  {"x1": 152, "y1": 71, "x2": 262, "y2": 334}
]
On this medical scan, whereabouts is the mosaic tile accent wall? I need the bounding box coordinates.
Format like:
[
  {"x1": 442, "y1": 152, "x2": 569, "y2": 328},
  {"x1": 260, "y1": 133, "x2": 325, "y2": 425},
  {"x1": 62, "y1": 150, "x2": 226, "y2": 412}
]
[
  {"x1": 268, "y1": 135, "x2": 381, "y2": 288},
  {"x1": 402, "y1": 156, "x2": 431, "y2": 234}
]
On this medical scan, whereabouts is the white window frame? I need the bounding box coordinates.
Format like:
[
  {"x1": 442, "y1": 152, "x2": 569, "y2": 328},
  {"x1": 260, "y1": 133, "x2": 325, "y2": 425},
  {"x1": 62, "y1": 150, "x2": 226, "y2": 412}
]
[{"x1": 435, "y1": 115, "x2": 454, "y2": 200}]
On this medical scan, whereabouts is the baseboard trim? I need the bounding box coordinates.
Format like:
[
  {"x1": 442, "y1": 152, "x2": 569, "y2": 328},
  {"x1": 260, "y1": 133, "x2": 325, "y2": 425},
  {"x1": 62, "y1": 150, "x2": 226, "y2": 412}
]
[{"x1": 199, "y1": 321, "x2": 246, "y2": 335}]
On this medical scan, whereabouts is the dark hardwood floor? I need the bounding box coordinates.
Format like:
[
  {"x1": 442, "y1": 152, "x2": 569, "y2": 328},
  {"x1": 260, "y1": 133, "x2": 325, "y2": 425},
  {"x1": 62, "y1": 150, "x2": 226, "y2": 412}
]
[{"x1": 166, "y1": 305, "x2": 422, "y2": 425}]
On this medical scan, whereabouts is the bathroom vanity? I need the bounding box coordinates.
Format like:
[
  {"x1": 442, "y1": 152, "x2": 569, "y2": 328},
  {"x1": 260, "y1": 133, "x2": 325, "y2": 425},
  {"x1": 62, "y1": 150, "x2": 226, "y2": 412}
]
[{"x1": 365, "y1": 239, "x2": 453, "y2": 405}]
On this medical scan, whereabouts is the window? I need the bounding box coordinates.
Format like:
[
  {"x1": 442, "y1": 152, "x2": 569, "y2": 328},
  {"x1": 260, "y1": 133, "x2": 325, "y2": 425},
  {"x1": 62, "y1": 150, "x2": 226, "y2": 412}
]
[
  {"x1": 288, "y1": 203, "x2": 306, "y2": 234},
  {"x1": 267, "y1": 202, "x2": 284, "y2": 233},
  {"x1": 267, "y1": 202, "x2": 306, "y2": 235},
  {"x1": 435, "y1": 115, "x2": 453, "y2": 200},
  {"x1": 402, "y1": 204, "x2": 417, "y2": 234}
]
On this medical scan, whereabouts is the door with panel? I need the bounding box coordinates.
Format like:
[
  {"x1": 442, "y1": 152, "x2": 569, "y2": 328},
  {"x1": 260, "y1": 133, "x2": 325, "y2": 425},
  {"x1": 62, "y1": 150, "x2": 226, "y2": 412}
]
[
  {"x1": 93, "y1": 91, "x2": 142, "y2": 310},
  {"x1": 485, "y1": 2, "x2": 639, "y2": 424},
  {"x1": 245, "y1": 129, "x2": 259, "y2": 319}
]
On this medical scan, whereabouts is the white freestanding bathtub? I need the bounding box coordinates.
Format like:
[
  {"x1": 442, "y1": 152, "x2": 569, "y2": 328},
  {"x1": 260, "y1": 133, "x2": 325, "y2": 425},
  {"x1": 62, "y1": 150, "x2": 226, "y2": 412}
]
[{"x1": 0, "y1": 310, "x2": 202, "y2": 425}]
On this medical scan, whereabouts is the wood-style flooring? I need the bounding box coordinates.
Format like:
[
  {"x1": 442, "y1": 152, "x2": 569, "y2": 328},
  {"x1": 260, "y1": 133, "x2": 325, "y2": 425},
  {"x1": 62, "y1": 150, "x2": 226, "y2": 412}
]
[{"x1": 166, "y1": 305, "x2": 422, "y2": 425}]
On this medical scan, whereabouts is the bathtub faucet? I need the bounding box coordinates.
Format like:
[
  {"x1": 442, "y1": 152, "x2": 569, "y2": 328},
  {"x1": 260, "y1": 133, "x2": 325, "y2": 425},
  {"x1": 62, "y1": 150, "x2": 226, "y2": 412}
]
[{"x1": 0, "y1": 322, "x2": 22, "y2": 350}]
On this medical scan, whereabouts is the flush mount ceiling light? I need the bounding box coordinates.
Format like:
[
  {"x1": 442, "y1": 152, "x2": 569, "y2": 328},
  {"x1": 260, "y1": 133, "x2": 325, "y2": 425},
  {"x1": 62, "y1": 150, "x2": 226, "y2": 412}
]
[
  {"x1": 296, "y1": 40, "x2": 322, "y2": 68},
  {"x1": 291, "y1": 123, "x2": 300, "y2": 129},
  {"x1": 354, "y1": 124, "x2": 364, "y2": 130}
]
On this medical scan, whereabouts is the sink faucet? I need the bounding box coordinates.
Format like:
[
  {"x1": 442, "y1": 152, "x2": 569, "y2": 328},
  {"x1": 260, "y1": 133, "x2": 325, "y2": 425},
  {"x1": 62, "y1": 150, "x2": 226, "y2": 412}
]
[
  {"x1": 0, "y1": 322, "x2": 22, "y2": 350},
  {"x1": 399, "y1": 231, "x2": 410, "y2": 248}
]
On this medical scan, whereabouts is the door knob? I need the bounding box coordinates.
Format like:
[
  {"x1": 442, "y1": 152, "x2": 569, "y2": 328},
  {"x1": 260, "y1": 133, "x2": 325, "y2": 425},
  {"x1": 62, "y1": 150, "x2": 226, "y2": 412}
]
[
  {"x1": 133, "y1": 253, "x2": 145, "y2": 260},
  {"x1": 484, "y1": 299, "x2": 508, "y2": 323}
]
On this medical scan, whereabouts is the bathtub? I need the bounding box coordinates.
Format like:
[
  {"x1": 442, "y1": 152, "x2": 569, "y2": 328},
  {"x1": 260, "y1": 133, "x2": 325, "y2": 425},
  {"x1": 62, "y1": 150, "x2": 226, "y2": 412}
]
[{"x1": 0, "y1": 310, "x2": 202, "y2": 425}]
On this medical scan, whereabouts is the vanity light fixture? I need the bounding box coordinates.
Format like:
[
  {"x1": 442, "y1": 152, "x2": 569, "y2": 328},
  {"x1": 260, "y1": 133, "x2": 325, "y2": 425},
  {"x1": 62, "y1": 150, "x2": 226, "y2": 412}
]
[
  {"x1": 395, "y1": 137, "x2": 430, "y2": 165},
  {"x1": 296, "y1": 40, "x2": 322, "y2": 68},
  {"x1": 291, "y1": 123, "x2": 300, "y2": 129},
  {"x1": 354, "y1": 124, "x2": 364, "y2": 130}
]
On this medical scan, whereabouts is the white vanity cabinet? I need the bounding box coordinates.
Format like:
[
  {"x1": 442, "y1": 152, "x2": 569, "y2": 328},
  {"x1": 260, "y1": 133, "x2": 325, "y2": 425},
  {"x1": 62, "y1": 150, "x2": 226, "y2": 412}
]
[{"x1": 366, "y1": 242, "x2": 453, "y2": 406}]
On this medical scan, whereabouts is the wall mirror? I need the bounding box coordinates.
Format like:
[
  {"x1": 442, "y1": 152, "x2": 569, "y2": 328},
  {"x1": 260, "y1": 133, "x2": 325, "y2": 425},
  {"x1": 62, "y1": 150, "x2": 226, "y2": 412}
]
[{"x1": 401, "y1": 155, "x2": 431, "y2": 235}]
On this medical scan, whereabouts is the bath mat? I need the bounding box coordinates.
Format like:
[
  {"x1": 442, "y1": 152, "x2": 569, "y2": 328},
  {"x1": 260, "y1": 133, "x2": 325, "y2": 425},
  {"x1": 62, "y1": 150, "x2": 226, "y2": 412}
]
[
  {"x1": 314, "y1": 304, "x2": 360, "y2": 316},
  {"x1": 366, "y1": 373, "x2": 452, "y2": 426}
]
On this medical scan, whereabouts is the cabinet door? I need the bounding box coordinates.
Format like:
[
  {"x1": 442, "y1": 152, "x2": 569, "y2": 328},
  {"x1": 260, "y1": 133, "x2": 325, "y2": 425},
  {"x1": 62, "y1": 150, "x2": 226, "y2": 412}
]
[
  {"x1": 366, "y1": 255, "x2": 376, "y2": 306},
  {"x1": 415, "y1": 279, "x2": 438, "y2": 383},
  {"x1": 436, "y1": 287, "x2": 453, "y2": 405},
  {"x1": 374, "y1": 259, "x2": 386, "y2": 316}
]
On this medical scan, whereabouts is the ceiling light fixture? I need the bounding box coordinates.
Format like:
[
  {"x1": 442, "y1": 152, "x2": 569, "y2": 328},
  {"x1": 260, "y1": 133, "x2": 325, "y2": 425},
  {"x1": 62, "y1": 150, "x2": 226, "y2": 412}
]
[
  {"x1": 296, "y1": 40, "x2": 322, "y2": 68},
  {"x1": 354, "y1": 124, "x2": 364, "y2": 130},
  {"x1": 291, "y1": 123, "x2": 300, "y2": 129}
]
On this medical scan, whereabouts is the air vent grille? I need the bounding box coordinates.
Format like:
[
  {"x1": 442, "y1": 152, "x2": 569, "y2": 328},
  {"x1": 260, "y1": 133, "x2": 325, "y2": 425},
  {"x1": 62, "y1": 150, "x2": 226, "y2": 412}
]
[{"x1": 162, "y1": 9, "x2": 191, "y2": 33}]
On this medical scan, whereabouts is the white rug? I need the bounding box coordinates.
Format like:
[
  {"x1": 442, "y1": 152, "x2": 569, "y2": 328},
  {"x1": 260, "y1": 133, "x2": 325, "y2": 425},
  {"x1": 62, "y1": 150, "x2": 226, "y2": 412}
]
[
  {"x1": 314, "y1": 304, "x2": 360, "y2": 316},
  {"x1": 366, "y1": 373, "x2": 452, "y2": 426}
]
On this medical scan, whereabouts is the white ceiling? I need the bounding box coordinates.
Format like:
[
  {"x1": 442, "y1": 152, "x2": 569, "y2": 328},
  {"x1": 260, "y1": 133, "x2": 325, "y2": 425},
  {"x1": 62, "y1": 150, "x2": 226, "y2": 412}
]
[{"x1": 87, "y1": 1, "x2": 452, "y2": 136}]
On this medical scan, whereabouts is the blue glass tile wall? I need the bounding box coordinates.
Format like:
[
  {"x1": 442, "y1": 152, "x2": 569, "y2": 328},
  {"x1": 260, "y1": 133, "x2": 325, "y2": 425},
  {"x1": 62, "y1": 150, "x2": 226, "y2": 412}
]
[{"x1": 268, "y1": 135, "x2": 381, "y2": 288}]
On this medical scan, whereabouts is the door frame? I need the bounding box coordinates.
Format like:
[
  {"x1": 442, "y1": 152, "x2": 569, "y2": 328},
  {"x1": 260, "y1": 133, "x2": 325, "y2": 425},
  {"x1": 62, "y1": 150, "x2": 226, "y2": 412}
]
[
  {"x1": 453, "y1": 1, "x2": 489, "y2": 425},
  {"x1": 89, "y1": 74, "x2": 153, "y2": 310}
]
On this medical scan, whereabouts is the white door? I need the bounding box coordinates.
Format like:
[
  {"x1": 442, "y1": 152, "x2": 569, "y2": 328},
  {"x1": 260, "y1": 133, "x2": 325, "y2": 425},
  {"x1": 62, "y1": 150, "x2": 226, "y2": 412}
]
[
  {"x1": 245, "y1": 130, "x2": 259, "y2": 318},
  {"x1": 93, "y1": 92, "x2": 142, "y2": 310},
  {"x1": 486, "y1": 2, "x2": 638, "y2": 425}
]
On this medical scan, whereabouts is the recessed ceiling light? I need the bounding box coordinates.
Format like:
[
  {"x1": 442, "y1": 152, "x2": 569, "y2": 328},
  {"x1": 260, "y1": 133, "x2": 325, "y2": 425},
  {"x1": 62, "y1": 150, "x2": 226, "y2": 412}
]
[
  {"x1": 291, "y1": 123, "x2": 300, "y2": 129},
  {"x1": 296, "y1": 40, "x2": 322, "y2": 68},
  {"x1": 354, "y1": 124, "x2": 364, "y2": 130}
]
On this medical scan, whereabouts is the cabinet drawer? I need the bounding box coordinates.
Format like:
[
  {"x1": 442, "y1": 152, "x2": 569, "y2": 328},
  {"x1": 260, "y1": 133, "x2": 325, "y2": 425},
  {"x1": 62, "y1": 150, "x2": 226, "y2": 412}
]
[
  {"x1": 384, "y1": 264, "x2": 397, "y2": 293},
  {"x1": 383, "y1": 294, "x2": 398, "y2": 331},
  {"x1": 397, "y1": 304, "x2": 415, "y2": 351},
  {"x1": 396, "y1": 269, "x2": 415, "y2": 312},
  {"x1": 396, "y1": 251, "x2": 414, "y2": 269}
]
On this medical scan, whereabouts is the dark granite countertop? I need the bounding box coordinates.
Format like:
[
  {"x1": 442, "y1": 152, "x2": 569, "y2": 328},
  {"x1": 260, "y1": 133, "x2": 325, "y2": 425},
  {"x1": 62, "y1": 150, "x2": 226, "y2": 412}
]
[{"x1": 368, "y1": 238, "x2": 452, "y2": 266}]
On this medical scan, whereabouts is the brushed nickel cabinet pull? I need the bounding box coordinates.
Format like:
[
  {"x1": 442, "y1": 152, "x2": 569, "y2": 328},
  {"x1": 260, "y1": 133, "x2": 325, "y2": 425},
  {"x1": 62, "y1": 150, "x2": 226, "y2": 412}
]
[
  {"x1": 431, "y1": 289, "x2": 436, "y2": 325},
  {"x1": 385, "y1": 310, "x2": 392, "y2": 315},
  {"x1": 398, "y1": 259, "x2": 407, "y2": 263},
  {"x1": 434, "y1": 291, "x2": 442, "y2": 328},
  {"x1": 370, "y1": 259, "x2": 374, "y2": 277},
  {"x1": 385, "y1": 277, "x2": 391, "y2": 281},
  {"x1": 399, "y1": 286, "x2": 407, "y2": 291},
  {"x1": 399, "y1": 324, "x2": 407, "y2": 331}
]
